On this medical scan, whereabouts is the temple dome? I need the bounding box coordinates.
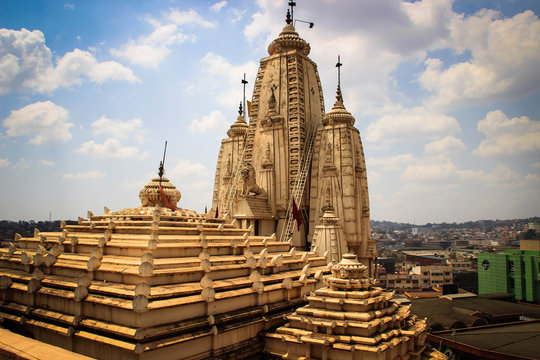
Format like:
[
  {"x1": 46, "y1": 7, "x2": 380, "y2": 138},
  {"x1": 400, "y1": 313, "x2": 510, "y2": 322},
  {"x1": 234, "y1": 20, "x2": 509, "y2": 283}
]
[
  {"x1": 267, "y1": 24, "x2": 311, "y2": 56},
  {"x1": 322, "y1": 85, "x2": 355, "y2": 126},
  {"x1": 227, "y1": 114, "x2": 248, "y2": 138},
  {"x1": 139, "y1": 176, "x2": 181, "y2": 208}
]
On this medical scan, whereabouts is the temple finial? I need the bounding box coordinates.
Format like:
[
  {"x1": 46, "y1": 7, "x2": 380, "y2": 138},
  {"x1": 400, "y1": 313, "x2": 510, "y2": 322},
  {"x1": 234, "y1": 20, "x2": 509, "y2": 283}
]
[
  {"x1": 238, "y1": 102, "x2": 243, "y2": 116},
  {"x1": 285, "y1": 9, "x2": 292, "y2": 25},
  {"x1": 158, "y1": 141, "x2": 168, "y2": 182},
  {"x1": 335, "y1": 55, "x2": 343, "y2": 103},
  {"x1": 241, "y1": 73, "x2": 248, "y2": 118},
  {"x1": 288, "y1": 1, "x2": 296, "y2": 24}
]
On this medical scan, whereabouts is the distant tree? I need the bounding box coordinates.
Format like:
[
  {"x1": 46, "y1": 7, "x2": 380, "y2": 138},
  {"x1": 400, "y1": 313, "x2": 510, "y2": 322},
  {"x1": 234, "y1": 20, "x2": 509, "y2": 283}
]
[{"x1": 523, "y1": 229, "x2": 537, "y2": 240}]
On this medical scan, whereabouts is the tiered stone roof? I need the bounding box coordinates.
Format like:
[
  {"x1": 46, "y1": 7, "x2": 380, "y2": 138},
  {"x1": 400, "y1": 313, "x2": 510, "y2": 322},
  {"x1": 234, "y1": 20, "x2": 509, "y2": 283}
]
[
  {"x1": 265, "y1": 253, "x2": 428, "y2": 359},
  {"x1": 0, "y1": 177, "x2": 330, "y2": 360}
]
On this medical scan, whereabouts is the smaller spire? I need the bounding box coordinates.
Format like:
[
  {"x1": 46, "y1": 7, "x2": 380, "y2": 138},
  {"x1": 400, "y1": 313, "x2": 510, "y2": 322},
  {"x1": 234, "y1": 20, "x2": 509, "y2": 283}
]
[
  {"x1": 238, "y1": 102, "x2": 243, "y2": 116},
  {"x1": 286, "y1": 9, "x2": 292, "y2": 25},
  {"x1": 335, "y1": 55, "x2": 343, "y2": 104}
]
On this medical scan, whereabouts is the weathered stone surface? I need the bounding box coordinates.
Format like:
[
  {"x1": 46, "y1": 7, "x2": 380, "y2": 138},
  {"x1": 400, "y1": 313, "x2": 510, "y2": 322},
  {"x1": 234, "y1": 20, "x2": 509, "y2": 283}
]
[
  {"x1": 27, "y1": 278, "x2": 41, "y2": 293},
  {"x1": 20, "y1": 251, "x2": 29, "y2": 265},
  {"x1": 0, "y1": 275, "x2": 12, "y2": 289},
  {"x1": 33, "y1": 253, "x2": 44, "y2": 267},
  {"x1": 133, "y1": 294, "x2": 148, "y2": 313},
  {"x1": 32, "y1": 269, "x2": 45, "y2": 281},
  {"x1": 8, "y1": 242, "x2": 16, "y2": 255},
  {"x1": 139, "y1": 262, "x2": 153, "y2": 276},
  {"x1": 282, "y1": 277, "x2": 293, "y2": 290},
  {"x1": 200, "y1": 275, "x2": 213, "y2": 288},
  {"x1": 77, "y1": 273, "x2": 92, "y2": 288},
  {"x1": 141, "y1": 252, "x2": 154, "y2": 265},
  {"x1": 44, "y1": 254, "x2": 57, "y2": 267},
  {"x1": 135, "y1": 282, "x2": 151, "y2": 297},
  {"x1": 87, "y1": 256, "x2": 101, "y2": 271},
  {"x1": 201, "y1": 287, "x2": 215, "y2": 302},
  {"x1": 271, "y1": 254, "x2": 283, "y2": 267},
  {"x1": 74, "y1": 286, "x2": 88, "y2": 301}
]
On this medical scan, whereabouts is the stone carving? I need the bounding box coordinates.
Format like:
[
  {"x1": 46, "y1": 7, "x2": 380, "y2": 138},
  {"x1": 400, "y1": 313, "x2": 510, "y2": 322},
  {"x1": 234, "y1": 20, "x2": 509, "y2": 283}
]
[
  {"x1": 262, "y1": 143, "x2": 273, "y2": 168},
  {"x1": 139, "y1": 177, "x2": 181, "y2": 208},
  {"x1": 241, "y1": 163, "x2": 266, "y2": 196}
]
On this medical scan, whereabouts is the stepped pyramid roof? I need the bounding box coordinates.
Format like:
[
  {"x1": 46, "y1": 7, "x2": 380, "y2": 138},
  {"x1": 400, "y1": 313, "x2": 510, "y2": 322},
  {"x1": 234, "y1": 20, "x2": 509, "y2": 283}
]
[
  {"x1": 265, "y1": 253, "x2": 429, "y2": 359},
  {"x1": 0, "y1": 175, "x2": 330, "y2": 359}
]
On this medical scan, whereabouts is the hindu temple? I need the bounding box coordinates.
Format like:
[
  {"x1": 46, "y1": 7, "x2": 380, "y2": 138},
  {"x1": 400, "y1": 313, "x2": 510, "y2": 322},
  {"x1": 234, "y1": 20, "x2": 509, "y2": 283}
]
[
  {"x1": 211, "y1": 10, "x2": 375, "y2": 272},
  {"x1": 0, "y1": 6, "x2": 433, "y2": 360}
]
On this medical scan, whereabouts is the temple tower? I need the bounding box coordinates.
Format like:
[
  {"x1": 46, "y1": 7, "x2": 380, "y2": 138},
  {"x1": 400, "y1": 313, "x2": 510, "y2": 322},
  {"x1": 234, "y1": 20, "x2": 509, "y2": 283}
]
[
  {"x1": 212, "y1": 9, "x2": 374, "y2": 269},
  {"x1": 212, "y1": 10, "x2": 325, "y2": 246},
  {"x1": 308, "y1": 84, "x2": 376, "y2": 270}
]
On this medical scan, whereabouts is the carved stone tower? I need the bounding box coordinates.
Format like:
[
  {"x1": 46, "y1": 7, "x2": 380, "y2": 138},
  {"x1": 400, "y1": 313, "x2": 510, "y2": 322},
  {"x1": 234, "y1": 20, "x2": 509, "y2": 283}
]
[
  {"x1": 212, "y1": 10, "x2": 325, "y2": 245},
  {"x1": 212, "y1": 10, "x2": 375, "y2": 270}
]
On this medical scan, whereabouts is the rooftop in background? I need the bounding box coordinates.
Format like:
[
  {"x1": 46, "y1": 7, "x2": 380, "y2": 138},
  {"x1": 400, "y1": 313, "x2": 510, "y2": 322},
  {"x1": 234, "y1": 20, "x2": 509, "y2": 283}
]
[{"x1": 428, "y1": 320, "x2": 540, "y2": 360}]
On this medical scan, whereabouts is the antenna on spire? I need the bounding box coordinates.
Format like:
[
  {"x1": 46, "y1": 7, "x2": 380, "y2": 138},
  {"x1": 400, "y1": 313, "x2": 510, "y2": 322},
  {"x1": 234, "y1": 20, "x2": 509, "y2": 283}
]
[
  {"x1": 288, "y1": 1, "x2": 296, "y2": 23},
  {"x1": 294, "y1": 19, "x2": 314, "y2": 28},
  {"x1": 336, "y1": 55, "x2": 342, "y2": 87},
  {"x1": 158, "y1": 141, "x2": 168, "y2": 184},
  {"x1": 335, "y1": 55, "x2": 343, "y2": 102},
  {"x1": 241, "y1": 73, "x2": 248, "y2": 118}
]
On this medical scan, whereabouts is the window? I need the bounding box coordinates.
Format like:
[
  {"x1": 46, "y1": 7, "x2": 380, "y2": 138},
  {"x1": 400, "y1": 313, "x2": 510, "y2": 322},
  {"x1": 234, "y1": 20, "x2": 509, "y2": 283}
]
[
  {"x1": 445, "y1": 272, "x2": 450, "y2": 276},
  {"x1": 423, "y1": 280, "x2": 428, "y2": 284},
  {"x1": 423, "y1": 272, "x2": 428, "y2": 276}
]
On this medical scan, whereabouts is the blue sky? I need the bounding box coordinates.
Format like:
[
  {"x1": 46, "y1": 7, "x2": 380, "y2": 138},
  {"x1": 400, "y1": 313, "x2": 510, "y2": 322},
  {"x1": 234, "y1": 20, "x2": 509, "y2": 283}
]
[{"x1": 1, "y1": 0, "x2": 539, "y2": 224}]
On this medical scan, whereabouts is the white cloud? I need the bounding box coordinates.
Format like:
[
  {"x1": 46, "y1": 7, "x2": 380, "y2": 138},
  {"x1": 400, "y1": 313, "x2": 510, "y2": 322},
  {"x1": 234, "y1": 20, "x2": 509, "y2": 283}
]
[
  {"x1": 365, "y1": 106, "x2": 460, "y2": 143},
  {"x1": 168, "y1": 158, "x2": 212, "y2": 181},
  {"x1": 75, "y1": 138, "x2": 148, "y2": 159},
  {"x1": 39, "y1": 159, "x2": 55, "y2": 167},
  {"x1": 243, "y1": 0, "x2": 456, "y2": 116},
  {"x1": 167, "y1": 9, "x2": 217, "y2": 28},
  {"x1": 400, "y1": 157, "x2": 457, "y2": 181},
  {"x1": 0, "y1": 158, "x2": 10, "y2": 168},
  {"x1": 111, "y1": 24, "x2": 191, "y2": 68},
  {"x1": 400, "y1": 156, "x2": 521, "y2": 186},
  {"x1": 367, "y1": 153, "x2": 415, "y2": 172},
  {"x1": 474, "y1": 110, "x2": 540, "y2": 156},
  {"x1": 210, "y1": 1, "x2": 227, "y2": 12},
  {"x1": 229, "y1": 8, "x2": 246, "y2": 23},
  {"x1": 0, "y1": 29, "x2": 139, "y2": 94},
  {"x1": 200, "y1": 52, "x2": 258, "y2": 107},
  {"x1": 189, "y1": 110, "x2": 230, "y2": 134},
  {"x1": 12, "y1": 158, "x2": 29, "y2": 171},
  {"x1": 424, "y1": 135, "x2": 466, "y2": 154},
  {"x1": 64, "y1": 3, "x2": 74, "y2": 11},
  {"x1": 420, "y1": 10, "x2": 540, "y2": 109},
  {"x1": 62, "y1": 170, "x2": 105, "y2": 180},
  {"x1": 3, "y1": 101, "x2": 73, "y2": 144},
  {"x1": 91, "y1": 116, "x2": 146, "y2": 143}
]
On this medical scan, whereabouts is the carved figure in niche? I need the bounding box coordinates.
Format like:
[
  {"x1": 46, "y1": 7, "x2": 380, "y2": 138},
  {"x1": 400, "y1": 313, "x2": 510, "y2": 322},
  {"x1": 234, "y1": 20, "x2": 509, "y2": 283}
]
[
  {"x1": 241, "y1": 163, "x2": 266, "y2": 196},
  {"x1": 262, "y1": 143, "x2": 273, "y2": 168},
  {"x1": 324, "y1": 142, "x2": 333, "y2": 166},
  {"x1": 225, "y1": 153, "x2": 232, "y2": 176}
]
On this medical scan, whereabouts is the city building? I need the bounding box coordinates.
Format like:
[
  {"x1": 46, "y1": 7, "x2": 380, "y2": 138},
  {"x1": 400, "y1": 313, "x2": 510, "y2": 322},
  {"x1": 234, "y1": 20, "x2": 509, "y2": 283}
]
[{"x1": 478, "y1": 249, "x2": 540, "y2": 302}]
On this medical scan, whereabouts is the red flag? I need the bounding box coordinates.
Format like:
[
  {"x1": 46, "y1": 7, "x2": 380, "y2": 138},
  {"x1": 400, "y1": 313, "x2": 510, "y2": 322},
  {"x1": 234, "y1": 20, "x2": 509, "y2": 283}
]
[
  {"x1": 292, "y1": 199, "x2": 302, "y2": 231},
  {"x1": 159, "y1": 185, "x2": 177, "y2": 211},
  {"x1": 247, "y1": 101, "x2": 252, "y2": 117},
  {"x1": 215, "y1": 206, "x2": 219, "y2": 218}
]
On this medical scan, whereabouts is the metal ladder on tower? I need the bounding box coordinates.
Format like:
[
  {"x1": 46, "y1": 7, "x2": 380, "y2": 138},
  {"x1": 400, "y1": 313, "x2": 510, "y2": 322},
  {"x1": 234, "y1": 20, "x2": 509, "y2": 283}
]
[
  {"x1": 222, "y1": 142, "x2": 247, "y2": 218},
  {"x1": 279, "y1": 126, "x2": 318, "y2": 242}
]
